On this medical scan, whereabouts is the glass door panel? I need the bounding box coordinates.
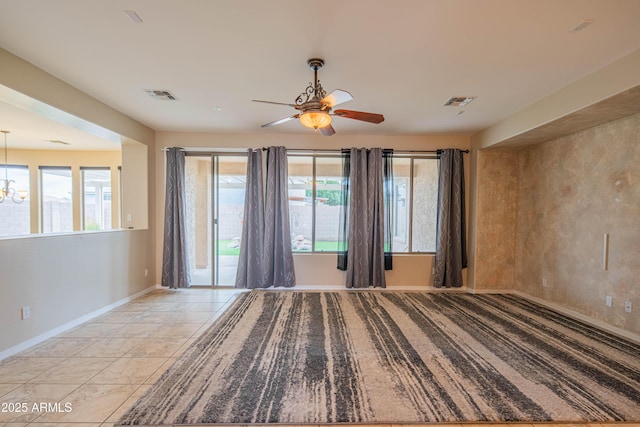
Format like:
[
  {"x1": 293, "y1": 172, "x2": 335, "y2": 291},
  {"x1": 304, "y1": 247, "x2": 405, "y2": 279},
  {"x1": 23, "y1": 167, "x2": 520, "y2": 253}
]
[
  {"x1": 213, "y1": 156, "x2": 247, "y2": 286},
  {"x1": 185, "y1": 154, "x2": 247, "y2": 286},
  {"x1": 185, "y1": 156, "x2": 212, "y2": 286}
]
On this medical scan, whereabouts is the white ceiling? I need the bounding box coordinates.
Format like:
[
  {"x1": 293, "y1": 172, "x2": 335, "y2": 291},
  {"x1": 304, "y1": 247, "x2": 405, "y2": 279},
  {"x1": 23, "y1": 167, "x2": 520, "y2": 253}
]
[{"x1": 1, "y1": 0, "x2": 640, "y2": 145}]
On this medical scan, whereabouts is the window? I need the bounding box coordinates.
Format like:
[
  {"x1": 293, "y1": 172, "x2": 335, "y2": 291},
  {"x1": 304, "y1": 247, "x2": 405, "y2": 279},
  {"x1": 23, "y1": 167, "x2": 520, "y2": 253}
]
[
  {"x1": 390, "y1": 156, "x2": 439, "y2": 252},
  {"x1": 287, "y1": 156, "x2": 313, "y2": 251},
  {"x1": 314, "y1": 157, "x2": 343, "y2": 252},
  {"x1": 40, "y1": 166, "x2": 73, "y2": 233},
  {"x1": 0, "y1": 165, "x2": 30, "y2": 236},
  {"x1": 286, "y1": 153, "x2": 438, "y2": 254},
  {"x1": 82, "y1": 167, "x2": 112, "y2": 230},
  {"x1": 411, "y1": 158, "x2": 439, "y2": 252}
]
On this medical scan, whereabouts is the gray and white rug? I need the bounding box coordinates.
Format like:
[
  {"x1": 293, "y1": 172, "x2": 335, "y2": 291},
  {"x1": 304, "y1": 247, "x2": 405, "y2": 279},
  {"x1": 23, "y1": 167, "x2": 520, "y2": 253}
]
[{"x1": 117, "y1": 291, "x2": 640, "y2": 425}]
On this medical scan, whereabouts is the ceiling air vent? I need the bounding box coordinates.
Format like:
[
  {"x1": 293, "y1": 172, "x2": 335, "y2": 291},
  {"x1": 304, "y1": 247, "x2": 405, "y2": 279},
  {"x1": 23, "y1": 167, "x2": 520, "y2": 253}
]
[
  {"x1": 443, "y1": 96, "x2": 474, "y2": 107},
  {"x1": 144, "y1": 90, "x2": 178, "y2": 101}
]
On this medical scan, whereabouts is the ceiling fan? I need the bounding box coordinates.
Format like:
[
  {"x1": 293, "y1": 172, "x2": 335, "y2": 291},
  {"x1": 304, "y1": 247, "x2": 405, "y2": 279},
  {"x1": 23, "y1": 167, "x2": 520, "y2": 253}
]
[{"x1": 252, "y1": 58, "x2": 384, "y2": 136}]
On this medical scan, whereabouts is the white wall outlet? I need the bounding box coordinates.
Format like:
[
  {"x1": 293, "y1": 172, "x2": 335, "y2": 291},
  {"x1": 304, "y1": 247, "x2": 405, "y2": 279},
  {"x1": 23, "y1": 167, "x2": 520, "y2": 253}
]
[
  {"x1": 127, "y1": 214, "x2": 132, "y2": 222},
  {"x1": 605, "y1": 295, "x2": 613, "y2": 307},
  {"x1": 144, "y1": 268, "x2": 149, "y2": 277},
  {"x1": 625, "y1": 301, "x2": 632, "y2": 313},
  {"x1": 542, "y1": 278, "x2": 548, "y2": 287},
  {"x1": 21, "y1": 306, "x2": 31, "y2": 320}
]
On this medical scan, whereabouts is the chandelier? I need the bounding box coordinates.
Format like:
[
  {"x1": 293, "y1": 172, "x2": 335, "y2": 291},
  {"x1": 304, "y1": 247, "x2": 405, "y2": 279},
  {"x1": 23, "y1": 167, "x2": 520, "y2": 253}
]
[{"x1": 1, "y1": 130, "x2": 27, "y2": 204}]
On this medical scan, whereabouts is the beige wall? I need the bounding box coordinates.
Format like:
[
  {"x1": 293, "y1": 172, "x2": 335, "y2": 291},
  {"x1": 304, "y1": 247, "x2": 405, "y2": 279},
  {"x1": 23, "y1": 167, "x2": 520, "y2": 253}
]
[
  {"x1": 472, "y1": 150, "x2": 518, "y2": 290},
  {"x1": 0, "y1": 48, "x2": 156, "y2": 357},
  {"x1": 471, "y1": 113, "x2": 640, "y2": 336},
  {"x1": 0, "y1": 230, "x2": 154, "y2": 354},
  {"x1": 154, "y1": 132, "x2": 472, "y2": 288},
  {"x1": 515, "y1": 113, "x2": 639, "y2": 335}
]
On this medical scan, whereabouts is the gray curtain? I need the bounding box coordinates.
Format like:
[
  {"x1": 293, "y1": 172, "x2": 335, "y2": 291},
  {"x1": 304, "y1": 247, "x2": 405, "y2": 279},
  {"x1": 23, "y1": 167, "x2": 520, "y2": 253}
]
[
  {"x1": 161, "y1": 147, "x2": 191, "y2": 289},
  {"x1": 263, "y1": 146, "x2": 296, "y2": 287},
  {"x1": 235, "y1": 149, "x2": 265, "y2": 289},
  {"x1": 235, "y1": 147, "x2": 296, "y2": 289},
  {"x1": 434, "y1": 148, "x2": 467, "y2": 288},
  {"x1": 338, "y1": 147, "x2": 389, "y2": 288}
]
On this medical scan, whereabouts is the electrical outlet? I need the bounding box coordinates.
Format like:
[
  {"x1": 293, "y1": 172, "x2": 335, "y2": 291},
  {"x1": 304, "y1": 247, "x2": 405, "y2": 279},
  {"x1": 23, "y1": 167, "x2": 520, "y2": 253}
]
[
  {"x1": 145, "y1": 268, "x2": 149, "y2": 277},
  {"x1": 542, "y1": 278, "x2": 548, "y2": 287},
  {"x1": 21, "y1": 306, "x2": 31, "y2": 320},
  {"x1": 625, "y1": 301, "x2": 632, "y2": 313},
  {"x1": 605, "y1": 295, "x2": 613, "y2": 307}
]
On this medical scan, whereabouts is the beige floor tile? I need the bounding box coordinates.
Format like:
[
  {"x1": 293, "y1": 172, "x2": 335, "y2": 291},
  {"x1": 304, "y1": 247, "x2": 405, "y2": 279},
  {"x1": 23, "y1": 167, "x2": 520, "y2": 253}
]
[
  {"x1": 21, "y1": 337, "x2": 96, "y2": 358},
  {"x1": 137, "y1": 302, "x2": 183, "y2": 311},
  {"x1": 87, "y1": 357, "x2": 167, "y2": 385},
  {"x1": 32, "y1": 384, "x2": 137, "y2": 424},
  {"x1": 0, "y1": 383, "x2": 79, "y2": 423},
  {"x1": 105, "y1": 384, "x2": 151, "y2": 423},
  {"x1": 112, "y1": 302, "x2": 156, "y2": 312},
  {"x1": 63, "y1": 323, "x2": 125, "y2": 338},
  {"x1": 72, "y1": 337, "x2": 144, "y2": 358},
  {"x1": 124, "y1": 337, "x2": 188, "y2": 357},
  {"x1": 181, "y1": 301, "x2": 228, "y2": 312},
  {"x1": 0, "y1": 383, "x2": 19, "y2": 397},
  {"x1": 0, "y1": 358, "x2": 65, "y2": 383},
  {"x1": 133, "y1": 311, "x2": 183, "y2": 324},
  {"x1": 173, "y1": 311, "x2": 216, "y2": 323},
  {"x1": 90, "y1": 311, "x2": 144, "y2": 324},
  {"x1": 107, "y1": 323, "x2": 162, "y2": 338},
  {"x1": 28, "y1": 358, "x2": 116, "y2": 384},
  {"x1": 150, "y1": 323, "x2": 204, "y2": 338},
  {"x1": 144, "y1": 358, "x2": 176, "y2": 384},
  {"x1": 31, "y1": 423, "x2": 102, "y2": 427}
]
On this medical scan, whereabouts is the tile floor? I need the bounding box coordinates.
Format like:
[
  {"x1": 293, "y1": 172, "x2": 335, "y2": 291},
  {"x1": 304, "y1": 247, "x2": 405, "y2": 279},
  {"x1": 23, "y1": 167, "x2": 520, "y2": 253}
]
[{"x1": 0, "y1": 287, "x2": 637, "y2": 427}]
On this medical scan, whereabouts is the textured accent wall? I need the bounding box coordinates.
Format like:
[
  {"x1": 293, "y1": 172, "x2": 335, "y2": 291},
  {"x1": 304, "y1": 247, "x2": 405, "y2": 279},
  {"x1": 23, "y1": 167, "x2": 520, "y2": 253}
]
[
  {"x1": 515, "y1": 113, "x2": 640, "y2": 335},
  {"x1": 473, "y1": 150, "x2": 518, "y2": 290}
]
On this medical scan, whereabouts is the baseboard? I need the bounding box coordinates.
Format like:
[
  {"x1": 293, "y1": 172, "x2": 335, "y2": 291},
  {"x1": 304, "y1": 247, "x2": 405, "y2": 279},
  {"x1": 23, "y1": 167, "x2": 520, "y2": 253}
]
[
  {"x1": 513, "y1": 290, "x2": 640, "y2": 345},
  {"x1": 0, "y1": 285, "x2": 157, "y2": 361},
  {"x1": 467, "y1": 287, "x2": 516, "y2": 294}
]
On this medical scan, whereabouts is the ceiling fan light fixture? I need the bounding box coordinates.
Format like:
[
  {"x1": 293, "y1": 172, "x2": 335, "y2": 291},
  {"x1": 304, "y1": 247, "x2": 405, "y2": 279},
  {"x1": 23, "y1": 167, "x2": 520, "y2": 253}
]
[{"x1": 299, "y1": 110, "x2": 331, "y2": 130}]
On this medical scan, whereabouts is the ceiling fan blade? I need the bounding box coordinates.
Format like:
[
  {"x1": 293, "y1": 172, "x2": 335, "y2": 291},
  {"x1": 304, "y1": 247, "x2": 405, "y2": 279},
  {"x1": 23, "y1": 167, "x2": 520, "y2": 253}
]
[
  {"x1": 334, "y1": 109, "x2": 384, "y2": 124},
  {"x1": 321, "y1": 89, "x2": 353, "y2": 108},
  {"x1": 260, "y1": 114, "x2": 299, "y2": 128},
  {"x1": 252, "y1": 99, "x2": 297, "y2": 108},
  {"x1": 319, "y1": 124, "x2": 335, "y2": 136}
]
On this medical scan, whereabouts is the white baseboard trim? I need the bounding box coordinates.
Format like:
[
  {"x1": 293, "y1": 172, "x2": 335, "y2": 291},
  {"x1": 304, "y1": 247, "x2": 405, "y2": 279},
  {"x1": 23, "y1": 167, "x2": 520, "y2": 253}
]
[
  {"x1": 0, "y1": 285, "x2": 157, "y2": 361},
  {"x1": 512, "y1": 290, "x2": 640, "y2": 345}
]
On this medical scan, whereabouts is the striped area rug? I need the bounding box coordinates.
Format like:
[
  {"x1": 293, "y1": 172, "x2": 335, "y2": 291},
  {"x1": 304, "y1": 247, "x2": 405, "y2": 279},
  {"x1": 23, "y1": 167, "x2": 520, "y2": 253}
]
[{"x1": 117, "y1": 291, "x2": 640, "y2": 425}]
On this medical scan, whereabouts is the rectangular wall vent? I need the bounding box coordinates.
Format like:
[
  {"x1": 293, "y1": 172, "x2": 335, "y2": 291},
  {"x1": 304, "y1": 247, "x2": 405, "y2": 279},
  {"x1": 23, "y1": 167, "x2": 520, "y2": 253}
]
[
  {"x1": 144, "y1": 90, "x2": 178, "y2": 101},
  {"x1": 443, "y1": 96, "x2": 474, "y2": 107}
]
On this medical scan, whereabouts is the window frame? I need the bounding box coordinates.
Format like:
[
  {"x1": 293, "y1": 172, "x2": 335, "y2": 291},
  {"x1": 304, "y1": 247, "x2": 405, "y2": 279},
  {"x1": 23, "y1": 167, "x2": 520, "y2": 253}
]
[
  {"x1": 39, "y1": 165, "x2": 74, "y2": 234},
  {"x1": 0, "y1": 164, "x2": 31, "y2": 237},
  {"x1": 80, "y1": 166, "x2": 113, "y2": 231},
  {"x1": 286, "y1": 152, "x2": 438, "y2": 255}
]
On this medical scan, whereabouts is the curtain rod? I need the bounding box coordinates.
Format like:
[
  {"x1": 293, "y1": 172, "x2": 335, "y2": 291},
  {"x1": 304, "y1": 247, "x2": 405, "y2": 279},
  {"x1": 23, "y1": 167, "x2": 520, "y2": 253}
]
[
  {"x1": 162, "y1": 147, "x2": 470, "y2": 154},
  {"x1": 261, "y1": 147, "x2": 469, "y2": 154}
]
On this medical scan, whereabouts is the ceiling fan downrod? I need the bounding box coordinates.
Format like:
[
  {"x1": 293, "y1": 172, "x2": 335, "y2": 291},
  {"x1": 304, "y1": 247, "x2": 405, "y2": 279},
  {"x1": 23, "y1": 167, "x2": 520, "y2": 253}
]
[{"x1": 295, "y1": 58, "x2": 327, "y2": 106}]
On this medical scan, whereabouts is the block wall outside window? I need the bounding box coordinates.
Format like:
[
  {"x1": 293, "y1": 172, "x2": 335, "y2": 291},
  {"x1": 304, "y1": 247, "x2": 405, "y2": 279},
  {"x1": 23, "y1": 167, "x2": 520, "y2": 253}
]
[
  {"x1": 40, "y1": 166, "x2": 73, "y2": 233},
  {"x1": 0, "y1": 165, "x2": 30, "y2": 236}
]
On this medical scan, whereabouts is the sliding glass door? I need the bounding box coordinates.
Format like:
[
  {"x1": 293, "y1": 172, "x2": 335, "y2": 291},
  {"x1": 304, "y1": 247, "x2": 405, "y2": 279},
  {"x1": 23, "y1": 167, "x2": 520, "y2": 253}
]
[{"x1": 184, "y1": 154, "x2": 247, "y2": 286}]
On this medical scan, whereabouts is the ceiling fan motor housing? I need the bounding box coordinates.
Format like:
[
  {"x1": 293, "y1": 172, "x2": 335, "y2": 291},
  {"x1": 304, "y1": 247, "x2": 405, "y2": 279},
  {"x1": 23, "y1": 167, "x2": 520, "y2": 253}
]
[{"x1": 253, "y1": 58, "x2": 384, "y2": 134}]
